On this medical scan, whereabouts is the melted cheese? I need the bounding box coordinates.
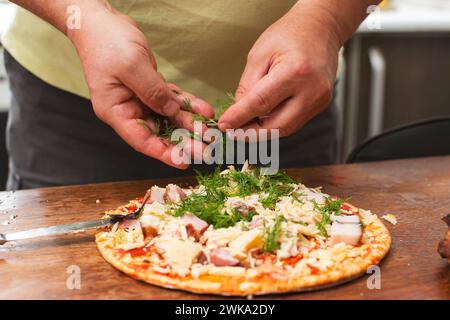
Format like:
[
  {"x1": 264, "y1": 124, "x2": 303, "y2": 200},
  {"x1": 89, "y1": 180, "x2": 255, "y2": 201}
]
[
  {"x1": 155, "y1": 238, "x2": 202, "y2": 270},
  {"x1": 229, "y1": 229, "x2": 264, "y2": 256}
]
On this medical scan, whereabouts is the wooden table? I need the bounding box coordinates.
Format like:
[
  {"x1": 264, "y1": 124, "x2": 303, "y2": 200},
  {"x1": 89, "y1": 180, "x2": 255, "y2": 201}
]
[{"x1": 0, "y1": 156, "x2": 449, "y2": 299}]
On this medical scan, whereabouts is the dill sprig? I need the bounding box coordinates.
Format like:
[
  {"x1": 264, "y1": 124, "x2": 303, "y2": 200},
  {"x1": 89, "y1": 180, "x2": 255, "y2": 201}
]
[
  {"x1": 189, "y1": 93, "x2": 235, "y2": 128},
  {"x1": 260, "y1": 184, "x2": 294, "y2": 210},
  {"x1": 215, "y1": 93, "x2": 235, "y2": 119},
  {"x1": 314, "y1": 197, "x2": 345, "y2": 237},
  {"x1": 172, "y1": 166, "x2": 297, "y2": 228},
  {"x1": 153, "y1": 116, "x2": 181, "y2": 145},
  {"x1": 262, "y1": 215, "x2": 285, "y2": 252}
]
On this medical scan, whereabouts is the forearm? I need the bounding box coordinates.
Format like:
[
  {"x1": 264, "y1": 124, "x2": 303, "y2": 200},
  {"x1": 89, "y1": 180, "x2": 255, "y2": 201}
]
[
  {"x1": 289, "y1": 0, "x2": 382, "y2": 46},
  {"x1": 9, "y1": 0, "x2": 110, "y2": 35}
]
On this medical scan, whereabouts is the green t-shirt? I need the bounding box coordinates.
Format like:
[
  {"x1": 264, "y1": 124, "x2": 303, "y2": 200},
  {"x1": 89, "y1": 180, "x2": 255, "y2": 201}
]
[{"x1": 2, "y1": 0, "x2": 298, "y2": 104}]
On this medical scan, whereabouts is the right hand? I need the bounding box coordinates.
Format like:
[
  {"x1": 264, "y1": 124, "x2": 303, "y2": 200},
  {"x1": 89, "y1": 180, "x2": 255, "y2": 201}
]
[{"x1": 68, "y1": 4, "x2": 214, "y2": 169}]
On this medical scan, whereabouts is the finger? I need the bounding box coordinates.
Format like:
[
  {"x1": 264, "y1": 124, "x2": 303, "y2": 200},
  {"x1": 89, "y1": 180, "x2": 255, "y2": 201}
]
[
  {"x1": 170, "y1": 110, "x2": 210, "y2": 138},
  {"x1": 177, "y1": 133, "x2": 210, "y2": 163},
  {"x1": 218, "y1": 65, "x2": 295, "y2": 131},
  {"x1": 120, "y1": 57, "x2": 181, "y2": 117},
  {"x1": 168, "y1": 84, "x2": 215, "y2": 119},
  {"x1": 239, "y1": 95, "x2": 326, "y2": 138},
  {"x1": 107, "y1": 99, "x2": 189, "y2": 169},
  {"x1": 235, "y1": 52, "x2": 270, "y2": 102}
]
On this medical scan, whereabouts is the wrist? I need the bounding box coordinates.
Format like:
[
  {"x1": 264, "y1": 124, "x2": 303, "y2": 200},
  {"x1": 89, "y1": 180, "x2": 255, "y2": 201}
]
[
  {"x1": 288, "y1": 0, "x2": 379, "y2": 47},
  {"x1": 66, "y1": 1, "x2": 114, "y2": 46},
  {"x1": 284, "y1": 4, "x2": 342, "y2": 54}
]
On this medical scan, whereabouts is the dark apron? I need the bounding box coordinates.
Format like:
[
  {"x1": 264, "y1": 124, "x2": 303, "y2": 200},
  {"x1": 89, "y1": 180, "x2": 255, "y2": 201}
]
[{"x1": 4, "y1": 50, "x2": 338, "y2": 190}]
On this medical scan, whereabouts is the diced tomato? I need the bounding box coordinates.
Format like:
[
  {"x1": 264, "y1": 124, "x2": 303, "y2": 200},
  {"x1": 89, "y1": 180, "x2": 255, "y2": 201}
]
[
  {"x1": 307, "y1": 263, "x2": 320, "y2": 275},
  {"x1": 116, "y1": 244, "x2": 154, "y2": 258},
  {"x1": 128, "y1": 204, "x2": 138, "y2": 212},
  {"x1": 341, "y1": 203, "x2": 352, "y2": 211},
  {"x1": 283, "y1": 254, "x2": 303, "y2": 267}
]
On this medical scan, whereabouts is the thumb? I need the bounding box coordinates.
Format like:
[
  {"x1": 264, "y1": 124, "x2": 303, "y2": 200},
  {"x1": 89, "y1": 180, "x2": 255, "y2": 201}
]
[
  {"x1": 120, "y1": 55, "x2": 181, "y2": 117},
  {"x1": 235, "y1": 51, "x2": 269, "y2": 102}
]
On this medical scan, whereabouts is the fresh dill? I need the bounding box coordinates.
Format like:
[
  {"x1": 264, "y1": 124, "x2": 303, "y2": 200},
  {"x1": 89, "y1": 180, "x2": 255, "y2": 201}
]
[
  {"x1": 291, "y1": 192, "x2": 306, "y2": 204},
  {"x1": 215, "y1": 93, "x2": 235, "y2": 119},
  {"x1": 183, "y1": 97, "x2": 193, "y2": 112},
  {"x1": 314, "y1": 197, "x2": 345, "y2": 237},
  {"x1": 173, "y1": 166, "x2": 297, "y2": 228},
  {"x1": 153, "y1": 116, "x2": 181, "y2": 145},
  {"x1": 190, "y1": 93, "x2": 235, "y2": 128},
  {"x1": 262, "y1": 215, "x2": 285, "y2": 252},
  {"x1": 261, "y1": 184, "x2": 294, "y2": 210}
]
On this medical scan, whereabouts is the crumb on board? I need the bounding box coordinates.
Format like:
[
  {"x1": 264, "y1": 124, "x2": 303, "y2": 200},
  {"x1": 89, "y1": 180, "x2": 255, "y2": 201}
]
[
  {"x1": 382, "y1": 214, "x2": 397, "y2": 225},
  {"x1": 96, "y1": 199, "x2": 101, "y2": 204}
]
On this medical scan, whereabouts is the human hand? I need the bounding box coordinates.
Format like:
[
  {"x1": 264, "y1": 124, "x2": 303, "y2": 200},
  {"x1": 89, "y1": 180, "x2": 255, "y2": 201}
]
[
  {"x1": 218, "y1": 5, "x2": 341, "y2": 138},
  {"x1": 69, "y1": 5, "x2": 214, "y2": 168}
]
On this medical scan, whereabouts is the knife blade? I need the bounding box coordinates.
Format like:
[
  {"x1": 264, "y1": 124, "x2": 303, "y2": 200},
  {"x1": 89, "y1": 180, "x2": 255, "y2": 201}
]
[
  {"x1": 0, "y1": 189, "x2": 153, "y2": 245},
  {"x1": 0, "y1": 217, "x2": 115, "y2": 245}
]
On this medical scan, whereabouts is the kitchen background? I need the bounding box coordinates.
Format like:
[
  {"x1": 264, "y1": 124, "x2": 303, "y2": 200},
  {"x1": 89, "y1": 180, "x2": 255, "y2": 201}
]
[{"x1": 0, "y1": 0, "x2": 449, "y2": 190}]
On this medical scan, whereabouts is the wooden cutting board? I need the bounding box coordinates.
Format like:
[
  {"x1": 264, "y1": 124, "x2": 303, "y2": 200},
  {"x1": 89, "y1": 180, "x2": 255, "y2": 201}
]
[{"x1": 0, "y1": 156, "x2": 449, "y2": 299}]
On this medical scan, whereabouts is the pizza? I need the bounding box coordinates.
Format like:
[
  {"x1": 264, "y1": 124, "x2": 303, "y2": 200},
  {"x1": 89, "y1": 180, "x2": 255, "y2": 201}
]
[{"x1": 95, "y1": 164, "x2": 391, "y2": 296}]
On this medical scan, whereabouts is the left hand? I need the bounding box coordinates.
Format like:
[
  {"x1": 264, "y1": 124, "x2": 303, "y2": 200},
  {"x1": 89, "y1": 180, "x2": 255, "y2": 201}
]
[{"x1": 218, "y1": 8, "x2": 341, "y2": 138}]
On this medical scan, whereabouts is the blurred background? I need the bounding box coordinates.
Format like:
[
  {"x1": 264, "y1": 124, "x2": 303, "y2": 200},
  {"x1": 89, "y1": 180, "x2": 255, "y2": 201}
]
[{"x1": 0, "y1": 0, "x2": 450, "y2": 190}]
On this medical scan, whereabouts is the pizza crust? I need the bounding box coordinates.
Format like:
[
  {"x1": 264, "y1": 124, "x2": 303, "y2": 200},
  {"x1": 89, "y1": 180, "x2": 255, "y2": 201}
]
[{"x1": 96, "y1": 213, "x2": 391, "y2": 296}]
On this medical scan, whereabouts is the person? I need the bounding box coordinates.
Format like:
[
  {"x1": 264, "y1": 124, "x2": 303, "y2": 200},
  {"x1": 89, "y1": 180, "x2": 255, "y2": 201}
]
[{"x1": 2, "y1": 0, "x2": 379, "y2": 189}]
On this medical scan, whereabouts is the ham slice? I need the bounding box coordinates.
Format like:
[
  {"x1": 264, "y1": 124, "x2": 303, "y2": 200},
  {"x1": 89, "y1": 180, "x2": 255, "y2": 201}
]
[
  {"x1": 149, "y1": 186, "x2": 165, "y2": 204},
  {"x1": 249, "y1": 216, "x2": 262, "y2": 228},
  {"x1": 330, "y1": 222, "x2": 362, "y2": 245},
  {"x1": 139, "y1": 214, "x2": 161, "y2": 236},
  {"x1": 210, "y1": 248, "x2": 240, "y2": 266},
  {"x1": 165, "y1": 184, "x2": 186, "y2": 203},
  {"x1": 118, "y1": 219, "x2": 144, "y2": 242},
  {"x1": 119, "y1": 219, "x2": 142, "y2": 233},
  {"x1": 181, "y1": 213, "x2": 208, "y2": 235}
]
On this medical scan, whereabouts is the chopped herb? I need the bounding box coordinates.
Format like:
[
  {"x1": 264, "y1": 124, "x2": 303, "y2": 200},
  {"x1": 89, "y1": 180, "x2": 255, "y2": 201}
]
[
  {"x1": 153, "y1": 116, "x2": 181, "y2": 144},
  {"x1": 215, "y1": 93, "x2": 235, "y2": 119},
  {"x1": 260, "y1": 184, "x2": 294, "y2": 210},
  {"x1": 314, "y1": 197, "x2": 346, "y2": 237},
  {"x1": 190, "y1": 93, "x2": 235, "y2": 128},
  {"x1": 262, "y1": 215, "x2": 285, "y2": 252},
  {"x1": 173, "y1": 166, "x2": 296, "y2": 228},
  {"x1": 227, "y1": 170, "x2": 260, "y2": 197},
  {"x1": 183, "y1": 97, "x2": 193, "y2": 112},
  {"x1": 291, "y1": 192, "x2": 305, "y2": 204}
]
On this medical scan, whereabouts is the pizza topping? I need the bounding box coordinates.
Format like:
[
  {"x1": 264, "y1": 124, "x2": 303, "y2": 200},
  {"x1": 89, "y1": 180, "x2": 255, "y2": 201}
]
[
  {"x1": 118, "y1": 219, "x2": 143, "y2": 240},
  {"x1": 149, "y1": 186, "x2": 166, "y2": 204},
  {"x1": 181, "y1": 213, "x2": 209, "y2": 236},
  {"x1": 99, "y1": 164, "x2": 389, "y2": 280},
  {"x1": 331, "y1": 214, "x2": 360, "y2": 224},
  {"x1": 139, "y1": 214, "x2": 161, "y2": 236},
  {"x1": 112, "y1": 219, "x2": 145, "y2": 248},
  {"x1": 210, "y1": 248, "x2": 240, "y2": 266},
  {"x1": 262, "y1": 215, "x2": 285, "y2": 253},
  {"x1": 165, "y1": 184, "x2": 186, "y2": 203},
  {"x1": 330, "y1": 222, "x2": 362, "y2": 245},
  {"x1": 154, "y1": 238, "x2": 203, "y2": 273},
  {"x1": 229, "y1": 229, "x2": 264, "y2": 257}
]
